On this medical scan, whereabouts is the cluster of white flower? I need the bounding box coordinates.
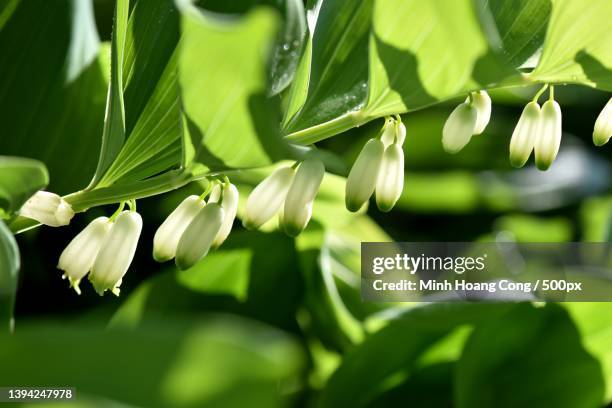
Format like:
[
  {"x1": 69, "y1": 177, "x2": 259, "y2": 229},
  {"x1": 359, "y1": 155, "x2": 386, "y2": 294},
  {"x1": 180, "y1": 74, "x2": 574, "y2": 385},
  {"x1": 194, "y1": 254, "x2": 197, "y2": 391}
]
[
  {"x1": 244, "y1": 158, "x2": 325, "y2": 236},
  {"x1": 346, "y1": 116, "x2": 406, "y2": 213},
  {"x1": 442, "y1": 87, "x2": 610, "y2": 169},
  {"x1": 58, "y1": 205, "x2": 141, "y2": 296},
  {"x1": 154, "y1": 181, "x2": 239, "y2": 270},
  {"x1": 16, "y1": 87, "x2": 610, "y2": 297}
]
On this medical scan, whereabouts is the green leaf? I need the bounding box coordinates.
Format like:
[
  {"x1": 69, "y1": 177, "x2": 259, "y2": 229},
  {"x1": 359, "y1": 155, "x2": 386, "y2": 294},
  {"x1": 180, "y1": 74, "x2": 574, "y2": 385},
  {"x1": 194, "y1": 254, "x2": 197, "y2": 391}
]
[
  {"x1": 0, "y1": 220, "x2": 19, "y2": 333},
  {"x1": 364, "y1": 0, "x2": 519, "y2": 119},
  {"x1": 566, "y1": 303, "x2": 612, "y2": 402},
  {"x1": 319, "y1": 303, "x2": 515, "y2": 407},
  {"x1": 268, "y1": 0, "x2": 307, "y2": 96},
  {"x1": 178, "y1": 3, "x2": 291, "y2": 174},
  {"x1": 282, "y1": 0, "x2": 372, "y2": 133},
  {"x1": 94, "y1": 0, "x2": 182, "y2": 187},
  {"x1": 0, "y1": 316, "x2": 304, "y2": 407},
  {"x1": 455, "y1": 303, "x2": 605, "y2": 408},
  {"x1": 530, "y1": 0, "x2": 612, "y2": 90},
  {"x1": 0, "y1": 156, "x2": 48, "y2": 218},
  {"x1": 0, "y1": 0, "x2": 107, "y2": 194},
  {"x1": 89, "y1": 0, "x2": 128, "y2": 187}
]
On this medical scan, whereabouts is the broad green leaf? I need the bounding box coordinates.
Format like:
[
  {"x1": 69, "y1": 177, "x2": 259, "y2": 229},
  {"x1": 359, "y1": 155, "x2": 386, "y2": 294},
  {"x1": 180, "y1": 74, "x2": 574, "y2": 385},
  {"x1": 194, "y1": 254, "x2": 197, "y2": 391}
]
[
  {"x1": 268, "y1": 0, "x2": 307, "y2": 95},
  {"x1": 282, "y1": 0, "x2": 372, "y2": 134},
  {"x1": 95, "y1": 0, "x2": 182, "y2": 187},
  {"x1": 0, "y1": 220, "x2": 19, "y2": 333},
  {"x1": 474, "y1": 0, "x2": 551, "y2": 69},
  {"x1": 566, "y1": 303, "x2": 612, "y2": 401},
  {"x1": 0, "y1": 0, "x2": 107, "y2": 194},
  {"x1": 364, "y1": 0, "x2": 517, "y2": 119},
  {"x1": 0, "y1": 156, "x2": 48, "y2": 218},
  {"x1": 89, "y1": 0, "x2": 128, "y2": 187},
  {"x1": 319, "y1": 303, "x2": 514, "y2": 407},
  {"x1": 0, "y1": 316, "x2": 304, "y2": 407},
  {"x1": 455, "y1": 303, "x2": 605, "y2": 408},
  {"x1": 530, "y1": 0, "x2": 612, "y2": 90},
  {"x1": 178, "y1": 3, "x2": 291, "y2": 175}
]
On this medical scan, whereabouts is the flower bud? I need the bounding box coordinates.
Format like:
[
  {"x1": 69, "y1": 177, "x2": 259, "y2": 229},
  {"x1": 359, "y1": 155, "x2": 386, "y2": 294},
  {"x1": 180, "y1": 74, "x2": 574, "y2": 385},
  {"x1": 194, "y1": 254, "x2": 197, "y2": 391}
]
[
  {"x1": 57, "y1": 217, "x2": 111, "y2": 294},
  {"x1": 153, "y1": 195, "x2": 204, "y2": 262},
  {"x1": 442, "y1": 102, "x2": 477, "y2": 153},
  {"x1": 509, "y1": 101, "x2": 541, "y2": 168},
  {"x1": 90, "y1": 211, "x2": 142, "y2": 296},
  {"x1": 470, "y1": 90, "x2": 491, "y2": 135},
  {"x1": 380, "y1": 118, "x2": 396, "y2": 147},
  {"x1": 282, "y1": 202, "x2": 312, "y2": 237},
  {"x1": 375, "y1": 144, "x2": 404, "y2": 212},
  {"x1": 345, "y1": 138, "x2": 384, "y2": 212},
  {"x1": 534, "y1": 99, "x2": 562, "y2": 171},
  {"x1": 282, "y1": 159, "x2": 324, "y2": 236},
  {"x1": 396, "y1": 122, "x2": 406, "y2": 146},
  {"x1": 593, "y1": 98, "x2": 611, "y2": 146},
  {"x1": 243, "y1": 166, "x2": 295, "y2": 229},
  {"x1": 176, "y1": 203, "x2": 224, "y2": 270},
  {"x1": 212, "y1": 183, "x2": 239, "y2": 248},
  {"x1": 18, "y1": 191, "x2": 74, "y2": 227}
]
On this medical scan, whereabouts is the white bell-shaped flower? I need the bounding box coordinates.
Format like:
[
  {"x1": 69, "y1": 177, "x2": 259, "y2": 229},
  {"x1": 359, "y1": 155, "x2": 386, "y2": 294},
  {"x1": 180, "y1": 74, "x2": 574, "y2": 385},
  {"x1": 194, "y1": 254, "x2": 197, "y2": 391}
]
[
  {"x1": 345, "y1": 138, "x2": 384, "y2": 212},
  {"x1": 18, "y1": 191, "x2": 74, "y2": 227},
  {"x1": 470, "y1": 90, "x2": 492, "y2": 135},
  {"x1": 375, "y1": 143, "x2": 404, "y2": 212},
  {"x1": 57, "y1": 216, "x2": 111, "y2": 294},
  {"x1": 153, "y1": 195, "x2": 204, "y2": 262},
  {"x1": 509, "y1": 101, "x2": 541, "y2": 168},
  {"x1": 442, "y1": 102, "x2": 477, "y2": 153},
  {"x1": 282, "y1": 159, "x2": 325, "y2": 236},
  {"x1": 89, "y1": 211, "x2": 142, "y2": 296},
  {"x1": 380, "y1": 118, "x2": 406, "y2": 147},
  {"x1": 593, "y1": 98, "x2": 611, "y2": 146},
  {"x1": 212, "y1": 183, "x2": 239, "y2": 248},
  {"x1": 534, "y1": 99, "x2": 562, "y2": 171},
  {"x1": 396, "y1": 121, "x2": 407, "y2": 146},
  {"x1": 243, "y1": 166, "x2": 295, "y2": 229},
  {"x1": 176, "y1": 203, "x2": 224, "y2": 270}
]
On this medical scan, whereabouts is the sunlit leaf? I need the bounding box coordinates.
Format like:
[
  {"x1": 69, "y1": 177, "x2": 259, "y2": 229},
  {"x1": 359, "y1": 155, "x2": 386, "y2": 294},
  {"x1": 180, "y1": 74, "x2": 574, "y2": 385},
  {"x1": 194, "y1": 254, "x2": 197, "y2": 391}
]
[{"x1": 0, "y1": 156, "x2": 48, "y2": 218}]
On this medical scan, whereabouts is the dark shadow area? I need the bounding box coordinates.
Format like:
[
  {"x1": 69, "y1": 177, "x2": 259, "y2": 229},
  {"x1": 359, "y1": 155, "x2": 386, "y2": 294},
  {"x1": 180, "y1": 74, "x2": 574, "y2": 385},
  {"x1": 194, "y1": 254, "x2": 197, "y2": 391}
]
[
  {"x1": 248, "y1": 92, "x2": 294, "y2": 162},
  {"x1": 576, "y1": 50, "x2": 612, "y2": 91},
  {"x1": 185, "y1": 113, "x2": 228, "y2": 170},
  {"x1": 373, "y1": 35, "x2": 436, "y2": 110}
]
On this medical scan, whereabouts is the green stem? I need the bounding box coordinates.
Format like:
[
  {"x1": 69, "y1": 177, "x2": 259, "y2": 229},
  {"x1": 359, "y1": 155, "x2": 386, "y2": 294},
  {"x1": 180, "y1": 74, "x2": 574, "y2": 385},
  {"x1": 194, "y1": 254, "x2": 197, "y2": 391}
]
[
  {"x1": 109, "y1": 201, "x2": 126, "y2": 221},
  {"x1": 283, "y1": 111, "x2": 367, "y2": 145},
  {"x1": 64, "y1": 169, "x2": 193, "y2": 213},
  {"x1": 532, "y1": 83, "x2": 549, "y2": 103},
  {"x1": 549, "y1": 85, "x2": 555, "y2": 101}
]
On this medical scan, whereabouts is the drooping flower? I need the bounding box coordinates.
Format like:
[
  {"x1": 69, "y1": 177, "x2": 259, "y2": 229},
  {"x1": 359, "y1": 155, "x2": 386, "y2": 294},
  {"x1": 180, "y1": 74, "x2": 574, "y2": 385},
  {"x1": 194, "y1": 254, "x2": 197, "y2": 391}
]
[
  {"x1": 282, "y1": 159, "x2": 325, "y2": 236},
  {"x1": 153, "y1": 195, "x2": 205, "y2": 262},
  {"x1": 57, "y1": 216, "x2": 111, "y2": 294},
  {"x1": 593, "y1": 98, "x2": 611, "y2": 146},
  {"x1": 470, "y1": 90, "x2": 492, "y2": 135},
  {"x1": 175, "y1": 203, "x2": 224, "y2": 270},
  {"x1": 89, "y1": 211, "x2": 142, "y2": 296},
  {"x1": 376, "y1": 143, "x2": 404, "y2": 212},
  {"x1": 442, "y1": 102, "x2": 478, "y2": 154},
  {"x1": 18, "y1": 191, "x2": 74, "y2": 227},
  {"x1": 509, "y1": 101, "x2": 541, "y2": 168},
  {"x1": 380, "y1": 118, "x2": 397, "y2": 147},
  {"x1": 212, "y1": 183, "x2": 239, "y2": 248},
  {"x1": 345, "y1": 138, "x2": 385, "y2": 212},
  {"x1": 534, "y1": 99, "x2": 562, "y2": 171},
  {"x1": 243, "y1": 166, "x2": 295, "y2": 229}
]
